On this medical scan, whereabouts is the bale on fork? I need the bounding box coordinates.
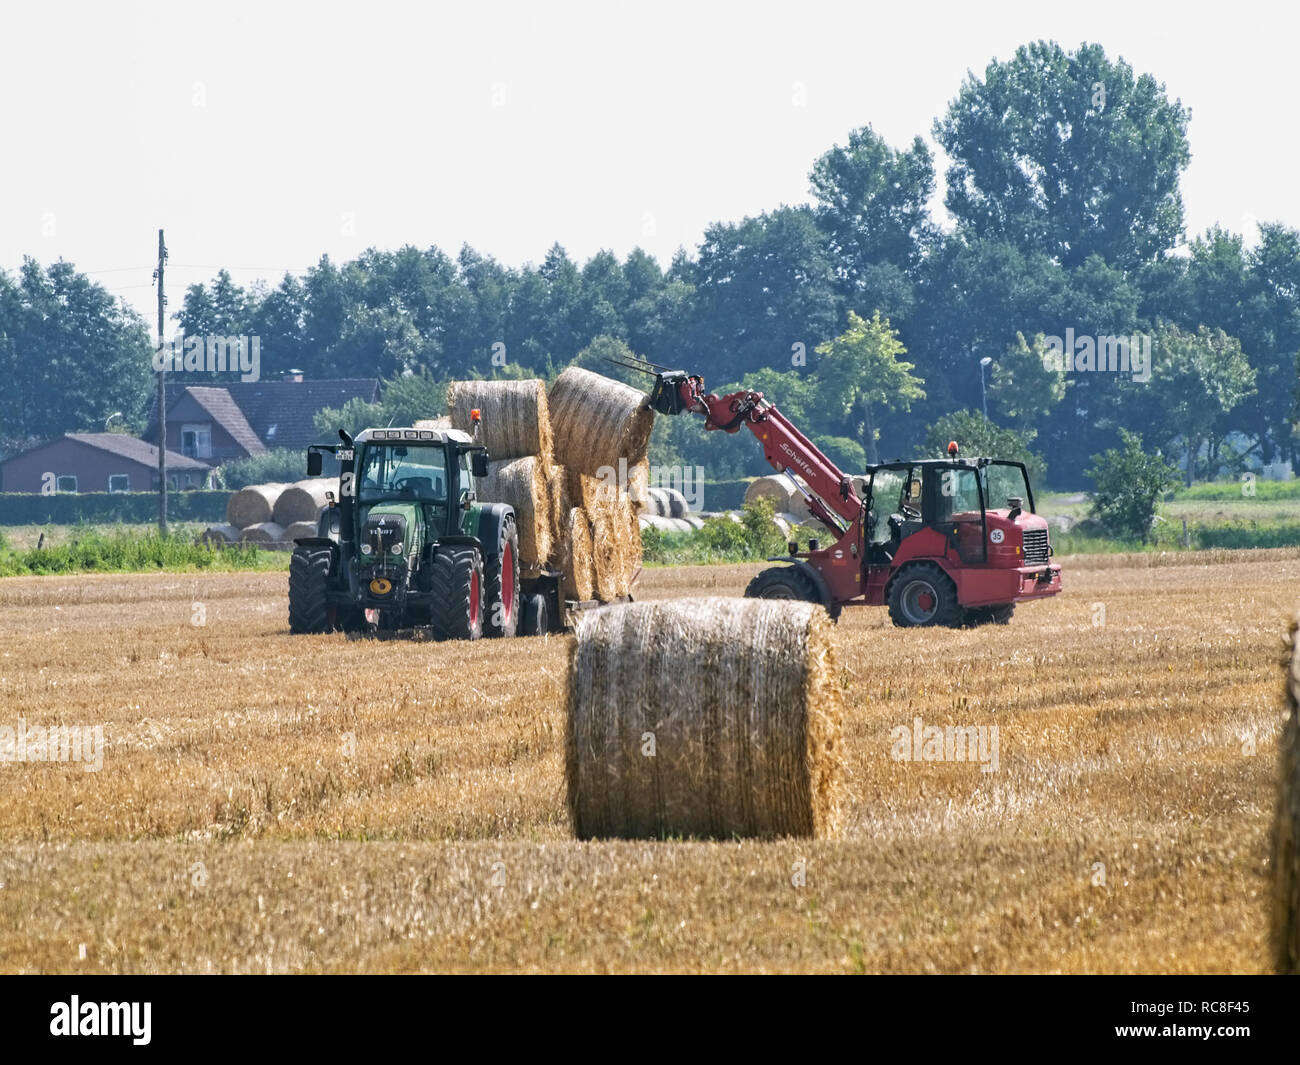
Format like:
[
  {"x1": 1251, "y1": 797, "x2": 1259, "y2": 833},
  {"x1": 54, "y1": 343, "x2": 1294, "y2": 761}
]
[
  {"x1": 565, "y1": 597, "x2": 843, "y2": 840},
  {"x1": 548, "y1": 366, "x2": 654, "y2": 477},
  {"x1": 1273, "y1": 610, "x2": 1300, "y2": 973}
]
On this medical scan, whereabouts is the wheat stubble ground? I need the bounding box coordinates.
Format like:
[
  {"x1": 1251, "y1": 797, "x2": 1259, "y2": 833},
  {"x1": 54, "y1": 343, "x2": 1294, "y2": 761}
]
[{"x1": 0, "y1": 554, "x2": 1290, "y2": 972}]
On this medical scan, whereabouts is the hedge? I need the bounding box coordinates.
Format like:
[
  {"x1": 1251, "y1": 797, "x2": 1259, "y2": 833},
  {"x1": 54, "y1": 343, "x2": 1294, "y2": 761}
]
[{"x1": 0, "y1": 491, "x2": 232, "y2": 526}]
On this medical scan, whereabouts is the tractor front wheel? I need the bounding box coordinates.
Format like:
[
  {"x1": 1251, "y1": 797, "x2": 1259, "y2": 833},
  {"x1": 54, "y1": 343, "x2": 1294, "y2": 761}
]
[
  {"x1": 887, "y1": 562, "x2": 963, "y2": 628},
  {"x1": 428, "y1": 546, "x2": 484, "y2": 641},
  {"x1": 288, "y1": 545, "x2": 335, "y2": 634}
]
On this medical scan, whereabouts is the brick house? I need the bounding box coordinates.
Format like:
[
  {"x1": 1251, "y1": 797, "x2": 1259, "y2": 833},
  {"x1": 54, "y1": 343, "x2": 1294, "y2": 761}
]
[
  {"x1": 0, "y1": 433, "x2": 211, "y2": 494},
  {"x1": 144, "y1": 378, "x2": 380, "y2": 462}
]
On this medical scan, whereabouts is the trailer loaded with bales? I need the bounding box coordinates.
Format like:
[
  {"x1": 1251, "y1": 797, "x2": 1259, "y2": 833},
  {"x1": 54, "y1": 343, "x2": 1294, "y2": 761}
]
[{"x1": 288, "y1": 369, "x2": 653, "y2": 638}]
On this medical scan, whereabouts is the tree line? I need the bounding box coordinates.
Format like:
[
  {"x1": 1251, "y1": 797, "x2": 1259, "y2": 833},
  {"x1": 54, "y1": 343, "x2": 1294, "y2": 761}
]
[{"x1": 2, "y1": 40, "x2": 1296, "y2": 488}]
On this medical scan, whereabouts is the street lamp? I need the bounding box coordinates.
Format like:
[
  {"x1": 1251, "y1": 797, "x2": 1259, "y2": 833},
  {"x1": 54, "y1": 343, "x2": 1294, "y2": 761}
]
[
  {"x1": 979, "y1": 357, "x2": 992, "y2": 422},
  {"x1": 104, "y1": 411, "x2": 123, "y2": 432}
]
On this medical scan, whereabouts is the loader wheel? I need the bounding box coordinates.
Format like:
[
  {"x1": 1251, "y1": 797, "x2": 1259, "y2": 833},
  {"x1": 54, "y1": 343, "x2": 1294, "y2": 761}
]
[
  {"x1": 428, "y1": 546, "x2": 484, "y2": 641},
  {"x1": 964, "y1": 603, "x2": 1015, "y2": 626},
  {"x1": 483, "y1": 515, "x2": 520, "y2": 638},
  {"x1": 289, "y1": 545, "x2": 334, "y2": 634},
  {"x1": 745, "y1": 565, "x2": 828, "y2": 611},
  {"x1": 887, "y1": 562, "x2": 963, "y2": 628}
]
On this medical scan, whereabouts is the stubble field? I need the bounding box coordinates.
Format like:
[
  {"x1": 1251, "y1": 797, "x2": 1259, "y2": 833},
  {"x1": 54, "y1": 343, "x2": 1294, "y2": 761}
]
[{"x1": 0, "y1": 551, "x2": 1295, "y2": 973}]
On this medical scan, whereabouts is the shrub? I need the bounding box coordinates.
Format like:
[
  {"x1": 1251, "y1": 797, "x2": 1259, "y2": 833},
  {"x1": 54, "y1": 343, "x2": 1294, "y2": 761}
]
[{"x1": 1087, "y1": 429, "x2": 1179, "y2": 542}]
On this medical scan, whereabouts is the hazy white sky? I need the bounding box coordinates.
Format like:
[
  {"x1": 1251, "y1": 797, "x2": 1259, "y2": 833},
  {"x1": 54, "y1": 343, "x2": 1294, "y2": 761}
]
[{"x1": 2, "y1": 0, "x2": 1295, "y2": 324}]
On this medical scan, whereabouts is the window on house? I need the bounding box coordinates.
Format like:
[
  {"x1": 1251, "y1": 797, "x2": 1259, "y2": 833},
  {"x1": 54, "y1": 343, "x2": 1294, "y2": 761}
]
[
  {"x1": 108, "y1": 474, "x2": 130, "y2": 493},
  {"x1": 56, "y1": 475, "x2": 78, "y2": 494},
  {"x1": 181, "y1": 423, "x2": 212, "y2": 459}
]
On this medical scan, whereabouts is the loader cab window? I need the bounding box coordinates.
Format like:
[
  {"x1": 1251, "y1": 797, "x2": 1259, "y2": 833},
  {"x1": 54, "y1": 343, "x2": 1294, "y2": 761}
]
[
  {"x1": 930, "y1": 464, "x2": 986, "y2": 564},
  {"x1": 982, "y1": 462, "x2": 1034, "y2": 513},
  {"x1": 358, "y1": 445, "x2": 448, "y2": 503}
]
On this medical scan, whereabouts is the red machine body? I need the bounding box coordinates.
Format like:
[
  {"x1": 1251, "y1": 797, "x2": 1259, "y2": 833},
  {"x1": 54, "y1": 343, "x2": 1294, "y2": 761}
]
[{"x1": 645, "y1": 368, "x2": 1062, "y2": 625}]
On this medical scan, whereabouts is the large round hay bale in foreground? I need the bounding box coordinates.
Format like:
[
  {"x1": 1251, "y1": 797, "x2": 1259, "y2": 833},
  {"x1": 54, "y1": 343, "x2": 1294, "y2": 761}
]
[
  {"x1": 200, "y1": 523, "x2": 240, "y2": 546},
  {"x1": 226, "y1": 483, "x2": 288, "y2": 529},
  {"x1": 1273, "y1": 611, "x2": 1300, "y2": 973},
  {"x1": 272, "y1": 478, "x2": 332, "y2": 526},
  {"x1": 446, "y1": 379, "x2": 553, "y2": 463},
  {"x1": 477, "y1": 456, "x2": 551, "y2": 564},
  {"x1": 548, "y1": 366, "x2": 654, "y2": 476},
  {"x1": 566, "y1": 597, "x2": 843, "y2": 840},
  {"x1": 239, "y1": 521, "x2": 285, "y2": 544}
]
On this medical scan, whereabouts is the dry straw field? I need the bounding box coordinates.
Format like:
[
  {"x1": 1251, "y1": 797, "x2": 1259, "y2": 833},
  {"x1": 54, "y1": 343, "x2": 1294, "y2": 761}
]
[{"x1": 0, "y1": 551, "x2": 1295, "y2": 973}]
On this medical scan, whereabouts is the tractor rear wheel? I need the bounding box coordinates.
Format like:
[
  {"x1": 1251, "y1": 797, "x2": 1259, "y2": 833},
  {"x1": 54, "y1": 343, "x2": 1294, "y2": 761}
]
[
  {"x1": 288, "y1": 545, "x2": 334, "y2": 634},
  {"x1": 745, "y1": 565, "x2": 824, "y2": 607},
  {"x1": 887, "y1": 562, "x2": 963, "y2": 628},
  {"x1": 428, "y1": 546, "x2": 484, "y2": 641},
  {"x1": 483, "y1": 515, "x2": 520, "y2": 638}
]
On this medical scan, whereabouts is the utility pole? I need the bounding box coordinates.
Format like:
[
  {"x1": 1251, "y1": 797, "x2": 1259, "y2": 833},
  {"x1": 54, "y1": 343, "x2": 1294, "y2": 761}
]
[{"x1": 154, "y1": 229, "x2": 168, "y2": 534}]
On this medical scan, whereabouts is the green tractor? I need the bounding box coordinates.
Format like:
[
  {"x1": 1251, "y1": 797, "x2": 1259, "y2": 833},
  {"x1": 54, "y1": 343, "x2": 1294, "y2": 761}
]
[{"x1": 288, "y1": 425, "x2": 550, "y2": 639}]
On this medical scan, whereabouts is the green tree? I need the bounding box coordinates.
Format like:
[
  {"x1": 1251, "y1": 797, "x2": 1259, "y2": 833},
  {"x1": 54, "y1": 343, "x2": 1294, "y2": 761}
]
[
  {"x1": 923, "y1": 410, "x2": 1047, "y2": 485},
  {"x1": 815, "y1": 311, "x2": 925, "y2": 464},
  {"x1": 988, "y1": 332, "x2": 1067, "y2": 431},
  {"x1": 935, "y1": 41, "x2": 1191, "y2": 269},
  {"x1": 1148, "y1": 322, "x2": 1256, "y2": 484},
  {"x1": 1086, "y1": 429, "x2": 1177, "y2": 541}
]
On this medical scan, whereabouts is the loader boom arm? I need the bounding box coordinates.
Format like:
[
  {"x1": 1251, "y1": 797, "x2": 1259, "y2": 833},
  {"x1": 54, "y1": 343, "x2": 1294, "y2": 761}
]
[{"x1": 663, "y1": 374, "x2": 863, "y2": 536}]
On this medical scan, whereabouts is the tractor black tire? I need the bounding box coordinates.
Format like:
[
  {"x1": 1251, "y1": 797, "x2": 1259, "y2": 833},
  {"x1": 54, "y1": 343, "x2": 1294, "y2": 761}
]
[
  {"x1": 521, "y1": 592, "x2": 549, "y2": 637},
  {"x1": 427, "y1": 546, "x2": 484, "y2": 641},
  {"x1": 965, "y1": 603, "x2": 1015, "y2": 626},
  {"x1": 289, "y1": 545, "x2": 334, "y2": 634},
  {"x1": 745, "y1": 565, "x2": 825, "y2": 607},
  {"x1": 887, "y1": 562, "x2": 963, "y2": 628},
  {"x1": 483, "y1": 514, "x2": 520, "y2": 638}
]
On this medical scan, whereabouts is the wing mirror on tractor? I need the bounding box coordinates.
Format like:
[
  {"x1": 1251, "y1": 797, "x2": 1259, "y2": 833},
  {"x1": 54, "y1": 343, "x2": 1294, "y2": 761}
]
[
  {"x1": 471, "y1": 451, "x2": 489, "y2": 479},
  {"x1": 306, "y1": 450, "x2": 323, "y2": 477}
]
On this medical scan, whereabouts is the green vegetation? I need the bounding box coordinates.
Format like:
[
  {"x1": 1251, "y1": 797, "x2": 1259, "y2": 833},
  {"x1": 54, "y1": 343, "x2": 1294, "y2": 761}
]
[
  {"x1": 1086, "y1": 430, "x2": 1179, "y2": 542},
  {"x1": 0, "y1": 527, "x2": 287, "y2": 577}
]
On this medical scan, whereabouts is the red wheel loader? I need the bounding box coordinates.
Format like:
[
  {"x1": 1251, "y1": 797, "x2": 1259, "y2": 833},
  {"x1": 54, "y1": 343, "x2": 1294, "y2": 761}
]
[{"x1": 622, "y1": 358, "x2": 1062, "y2": 627}]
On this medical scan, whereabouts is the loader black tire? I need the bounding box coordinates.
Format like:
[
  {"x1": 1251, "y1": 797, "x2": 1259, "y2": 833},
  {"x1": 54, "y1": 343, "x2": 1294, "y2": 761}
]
[
  {"x1": 483, "y1": 514, "x2": 520, "y2": 638},
  {"x1": 745, "y1": 565, "x2": 824, "y2": 607},
  {"x1": 427, "y1": 546, "x2": 484, "y2": 641},
  {"x1": 289, "y1": 545, "x2": 334, "y2": 634},
  {"x1": 887, "y1": 562, "x2": 963, "y2": 628},
  {"x1": 965, "y1": 603, "x2": 1015, "y2": 626}
]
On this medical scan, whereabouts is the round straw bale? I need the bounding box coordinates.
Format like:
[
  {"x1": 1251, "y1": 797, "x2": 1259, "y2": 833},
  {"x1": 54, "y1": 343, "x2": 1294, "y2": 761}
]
[
  {"x1": 477, "y1": 456, "x2": 550, "y2": 564},
  {"x1": 588, "y1": 507, "x2": 621, "y2": 602},
  {"x1": 446, "y1": 379, "x2": 553, "y2": 463},
  {"x1": 546, "y1": 464, "x2": 570, "y2": 556},
  {"x1": 272, "y1": 478, "x2": 332, "y2": 526},
  {"x1": 663, "y1": 488, "x2": 689, "y2": 519},
  {"x1": 199, "y1": 523, "x2": 240, "y2": 546},
  {"x1": 646, "y1": 487, "x2": 670, "y2": 517},
  {"x1": 225, "y1": 483, "x2": 289, "y2": 528},
  {"x1": 566, "y1": 597, "x2": 843, "y2": 840},
  {"x1": 239, "y1": 521, "x2": 285, "y2": 544},
  {"x1": 627, "y1": 461, "x2": 651, "y2": 512},
  {"x1": 413, "y1": 416, "x2": 452, "y2": 430},
  {"x1": 282, "y1": 520, "x2": 319, "y2": 541},
  {"x1": 1273, "y1": 610, "x2": 1300, "y2": 973},
  {"x1": 562, "y1": 508, "x2": 595, "y2": 601},
  {"x1": 548, "y1": 366, "x2": 654, "y2": 476},
  {"x1": 744, "y1": 475, "x2": 796, "y2": 512}
]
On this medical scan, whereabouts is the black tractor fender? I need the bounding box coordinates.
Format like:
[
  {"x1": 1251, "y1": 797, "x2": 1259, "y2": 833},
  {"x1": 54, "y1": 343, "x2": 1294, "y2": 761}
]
[
  {"x1": 292, "y1": 536, "x2": 339, "y2": 573},
  {"x1": 475, "y1": 503, "x2": 516, "y2": 559},
  {"x1": 764, "y1": 556, "x2": 835, "y2": 611}
]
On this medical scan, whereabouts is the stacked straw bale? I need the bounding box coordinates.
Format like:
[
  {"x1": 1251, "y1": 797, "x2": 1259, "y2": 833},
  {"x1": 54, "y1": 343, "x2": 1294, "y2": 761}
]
[
  {"x1": 446, "y1": 379, "x2": 553, "y2": 466},
  {"x1": 565, "y1": 597, "x2": 843, "y2": 840},
  {"x1": 273, "y1": 479, "x2": 332, "y2": 526},
  {"x1": 477, "y1": 457, "x2": 551, "y2": 564},
  {"x1": 226, "y1": 483, "x2": 289, "y2": 528}
]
